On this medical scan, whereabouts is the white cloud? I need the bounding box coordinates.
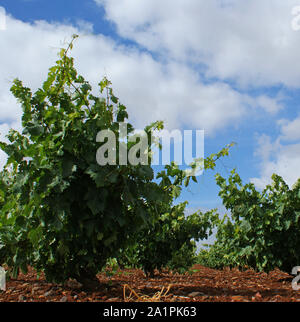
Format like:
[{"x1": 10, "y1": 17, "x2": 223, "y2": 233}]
[
  {"x1": 253, "y1": 134, "x2": 279, "y2": 162},
  {"x1": 0, "y1": 9, "x2": 287, "y2": 168},
  {"x1": 256, "y1": 96, "x2": 284, "y2": 115},
  {"x1": 278, "y1": 115, "x2": 300, "y2": 141},
  {"x1": 251, "y1": 117, "x2": 300, "y2": 189},
  {"x1": 95, "y1": 0, "x2": 300, "y2": 88},
  {"x1": 251, "y1": 143, "x2": 300, "y2": 189},
  {"x1": 0, "y1": 14, "x2": 92, "y2": 167}
]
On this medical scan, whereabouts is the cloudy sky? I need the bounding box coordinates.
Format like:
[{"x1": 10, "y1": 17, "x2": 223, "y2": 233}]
[{"x1": 1, "y1": 0, "x2": 300, "y2": 223}]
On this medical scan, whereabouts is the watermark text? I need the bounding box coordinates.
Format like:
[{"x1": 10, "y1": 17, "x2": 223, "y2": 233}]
[
  {"x1": 96, "y1": 123, "x2": 205, "y2": 177},
  {"x1": 0, "y1": 266, "x2": 6, "y2": 291}
]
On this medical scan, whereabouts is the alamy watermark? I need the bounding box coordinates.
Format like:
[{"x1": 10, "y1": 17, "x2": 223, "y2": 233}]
[
  {"x1": 0, "y1": 266, "x2": 6, "y2": 291},
  {"x1": 291, "y1": 266, "x2": 300, "y2": 291},
  {"x1": 0, "y1": 7, "x2": 6, "y2": 31},
  {"x1": 96, "y1": 123, "x2": 205, "y2": 177}
]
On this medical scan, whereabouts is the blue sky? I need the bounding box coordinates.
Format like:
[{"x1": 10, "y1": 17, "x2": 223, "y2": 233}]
[{"x1": 1, "y1": 1, "x2": 300, "y2": 245}]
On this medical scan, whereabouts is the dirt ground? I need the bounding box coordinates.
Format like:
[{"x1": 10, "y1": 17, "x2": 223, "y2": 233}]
[{"x1": 0, "y1": 264, "x2": 299, "y2": 302}]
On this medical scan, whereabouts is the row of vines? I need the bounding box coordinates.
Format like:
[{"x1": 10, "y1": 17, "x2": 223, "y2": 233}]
[{"x1": 0, "y1": 36, "x2": 299, "y2": 286}]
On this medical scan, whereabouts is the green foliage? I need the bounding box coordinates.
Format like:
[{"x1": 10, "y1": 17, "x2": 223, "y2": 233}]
[
  {"x1": 197, "y1": 170, "x2": 300, "y2": 273},
  {"x1": 116, "y1": 200, "x2": 219, "y2": 276},
  {"x1": 0, "y1": 36, "x2": 232, "y2": 283},
  {"x1": 166, "y1": 240, "x2": 198, "y2": 274}
]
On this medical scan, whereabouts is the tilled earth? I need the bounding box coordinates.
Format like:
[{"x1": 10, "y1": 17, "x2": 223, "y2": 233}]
[{"x1": 0, "y1": 265, "x2": 299, "y2": 302}]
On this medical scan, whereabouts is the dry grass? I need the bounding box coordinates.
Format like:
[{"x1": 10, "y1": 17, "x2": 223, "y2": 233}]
[{"x1": 123, "y1": 283, "x2": 172, "y2": 302}]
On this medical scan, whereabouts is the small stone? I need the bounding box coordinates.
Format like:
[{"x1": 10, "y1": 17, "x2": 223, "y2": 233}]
[
  {"x1": 255, "y1": 292, "x2": 262, "y2": 299},
  {"x1": 106, "y1": 297, "x2": 120, "y2": 302},
  {"x1": 18, "y1": 295, "x2": 26, "y2": 301},
  {"x1": 64, "y1": 279, "x2": 83, "y2": 290},
  {"x1": 31, "y1": 286, "x2": 40, "y2": 295},
  {"x1": 44, "y1": 289, "x2": 55, "y2": 297},
  {"x1": 188, "y1": 291, "x2": 205, "y2": 297},
  {"x1": 231, "y1": 295, "x2": 244, "y2": 301},
  {"x1": 60, "y1": 296, "x2": 68, "y2": 302}
]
